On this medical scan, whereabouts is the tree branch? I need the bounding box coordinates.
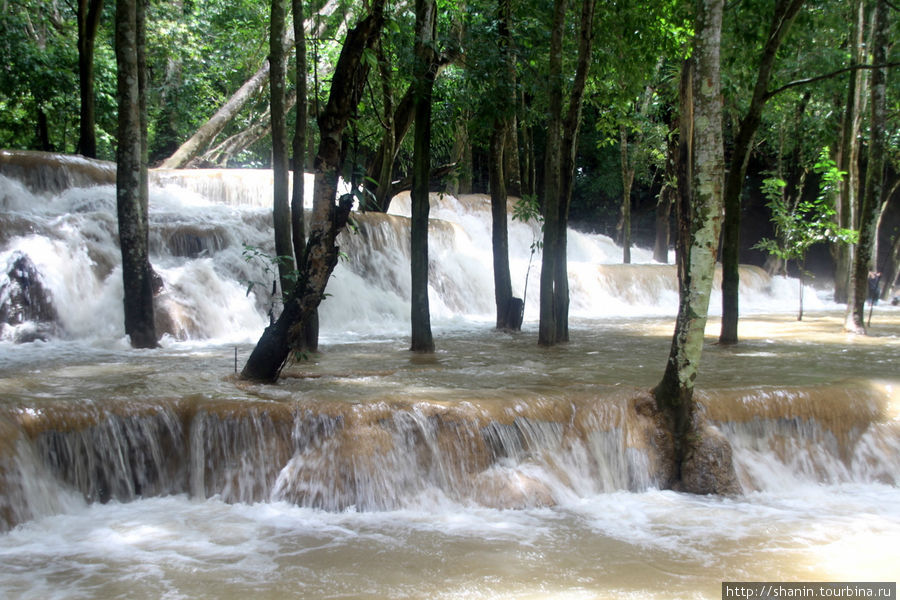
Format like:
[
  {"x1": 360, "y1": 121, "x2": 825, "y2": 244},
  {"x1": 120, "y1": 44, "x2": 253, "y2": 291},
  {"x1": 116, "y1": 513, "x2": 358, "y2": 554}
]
[{"x1": 765, "y1": 62, "x2": 900, "y2": 101}]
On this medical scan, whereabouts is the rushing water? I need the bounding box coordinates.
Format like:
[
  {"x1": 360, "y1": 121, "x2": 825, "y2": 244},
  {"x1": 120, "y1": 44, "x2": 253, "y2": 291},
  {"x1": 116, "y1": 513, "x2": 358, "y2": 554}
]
[{"x1": 1, "y1": 151, "x2": 898, "y2": 599}]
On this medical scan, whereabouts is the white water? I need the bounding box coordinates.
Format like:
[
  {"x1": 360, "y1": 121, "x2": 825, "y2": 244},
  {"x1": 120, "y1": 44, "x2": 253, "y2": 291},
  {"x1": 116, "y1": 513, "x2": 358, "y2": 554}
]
[
  {"x1": 1, "y1": 162, "x2": 898, "y2": 599},
  {"x1": 1, "y1": 168, "x2": 832, "y2": 345}
]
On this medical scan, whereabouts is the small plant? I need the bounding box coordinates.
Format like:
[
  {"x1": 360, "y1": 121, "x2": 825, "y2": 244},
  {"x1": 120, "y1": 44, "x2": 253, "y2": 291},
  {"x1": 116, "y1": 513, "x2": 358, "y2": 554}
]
[
  {"x1": 511, "y1": 194, "x2": 543, "y2": 308},
  {"x1": 241, "y1": 244, "x2": 299, "y2": 324},
  {"x1": 753, "y1": 148, "x2": 857, "y2": 320}
]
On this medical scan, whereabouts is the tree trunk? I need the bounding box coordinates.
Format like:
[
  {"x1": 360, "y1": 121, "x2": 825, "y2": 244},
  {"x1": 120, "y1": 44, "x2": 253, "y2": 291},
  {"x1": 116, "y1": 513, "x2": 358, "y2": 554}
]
[
  {"x1": 158, "y1": 60, "x2": 272, "y2": 169},
  {"x1": 115, "y1": 0, "x2": 156, "y2": 349},
  {"x1": 241, "y1": 1, "x2": 385, "y2": 381},
  {"x1": 620, "y1": 125, "x2": 634, "y2": 264},
  {"x1": 552, "y1": 0, "x2": 595, "y2": 344},
  {"x1": 490, "y1": 0, "x2": 518, "y2": 331},
  {"x1": 719, "y1": 0, "x2": 805, "y2": 345},
  {"x1": 271, "y1": 0, "x2": 294, "y2": 295},
  {"x1": 371, "y1": 38, "x2": 396, "y2": 212},
  {"x1": 845, "y1": 0, "x2": 888, "y2": 334},
  {"x1": 490, "y1": 120, "x2": 514, "y2": 330},
  {"x1": 834, "y1": 0, "x2": 866, "y2": 304},
  {"x1": 653, "y1": 111, "x2": 678, "y2": 264},
  {"x1": 291, "y1": 0, "x2": 317, "y2": 351},
  {"x1": 537, "y1": 0, "x2": 567, "y2": 347},
  {"x1": 410, "y1": 0, "x2": 437, "y2": 353},
  {"x1": 881, "y1": 206, "x2": 900, "y2": 301},
  {"x1": 653, "y1": 0, "x2": 737, "y2": 494},
  {"x1": 77, "y1": 0, "x2": 103, "y2": 158}
]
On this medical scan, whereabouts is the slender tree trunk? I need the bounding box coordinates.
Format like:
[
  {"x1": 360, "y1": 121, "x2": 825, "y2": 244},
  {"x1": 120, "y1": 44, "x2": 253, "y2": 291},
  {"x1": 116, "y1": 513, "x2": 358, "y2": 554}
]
[
  {"x1": 537, "y1": 0, "x2": 567, "y2": 347},
  {"x1": 410, "y1": 0, "x2": 437, "y2": 353},
  {"x1": 719, "y1": 0, "x2": 805, "y2": 344},
  {"x1": 654, "y1": 0, "x2": 737, "y2": 494},
  {"x1": 834, "y1": 0, "x2": 865, "y2": 304},
  {"x1": 158, "y1": 61, "x2": 272, "y2": 169},
  {"x1": 845, "y1": 0, "x2": 888, "y2": 334},
  {"x1": 271, "y1": 0, "x2": 294, "y2": 294},
  {"x1": 552, "y1": 0, "x2": 594, "y2": 344},
  {"x1": 620, "y1": 125, "x2": 634, "y2": 264},
  {"x1": 490, "y1": 120, "x2": 514, "y2": 329},
  {"x1": 490, "y1": 0, "x2": 517, "y2": 331},
  {"x1": 881, "y1": 202, "x2": 900, "y2": 301},
  {"x1": 290, "y1": 0, "x2": 317, "y2": 351},
  {"x1": 241, "y1": 2, "x2": 385, "y2": 381},
  {"x1": 115, "y1": 0, "x2": 156, "y2": 349},
  {"x1": 653, "y1": 111, "x2": 678, "y2": 264},
  {"x1": 519, "y1": 91, "x2": 536, "y2": 198},
  {"x1": 371, "y1": 38, "x2": 396, "y2": 212},
  {"x1": 77, "y1": 0, "x2": 103, "y2": 158}
]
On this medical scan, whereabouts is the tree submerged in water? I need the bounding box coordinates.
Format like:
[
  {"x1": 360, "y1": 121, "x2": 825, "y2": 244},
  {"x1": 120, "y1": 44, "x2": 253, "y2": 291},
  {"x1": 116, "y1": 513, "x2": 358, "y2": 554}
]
[{"x1": 754, "y1": 148, "x2": 858, "y2": 321}]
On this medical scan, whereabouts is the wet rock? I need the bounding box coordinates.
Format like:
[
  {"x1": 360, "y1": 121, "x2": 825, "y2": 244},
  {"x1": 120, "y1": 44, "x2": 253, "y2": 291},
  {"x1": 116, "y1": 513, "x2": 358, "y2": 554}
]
[
  {"x1": 680, "y1": 424, "x2": 741, "y2": 495},
  {"x1": 471, "y1": 466, "x2": 556, "y2": 509},
  {"x1": 0, "y1": 252, "x2": 57, "y2": 341}
]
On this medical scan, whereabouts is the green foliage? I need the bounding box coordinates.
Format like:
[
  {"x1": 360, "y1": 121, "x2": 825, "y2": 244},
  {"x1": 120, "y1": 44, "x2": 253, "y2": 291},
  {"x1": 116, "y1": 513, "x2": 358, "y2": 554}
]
[
  {"x1": 754, "y1": 148, "x2": 857, "y2": 271},
  {"x1": 0, "y1": 0, "x2": 81, "y2": 153},
  {"x1": 241, "y1": 244, "x2": 300, "y2": 320}
]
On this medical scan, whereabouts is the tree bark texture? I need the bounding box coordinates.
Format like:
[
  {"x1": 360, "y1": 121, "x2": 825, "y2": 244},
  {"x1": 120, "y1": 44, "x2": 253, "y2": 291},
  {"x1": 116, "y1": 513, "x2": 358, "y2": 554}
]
[
  {"x1": 271, "y1": 0, "x2": 294, "y2": 294},
  {"x1": 719, "y1": 0, "x2": 805, "y2": 345},
  {"x1": 541, "y1": 0, "x2": 594, "y2": 345},
  {"x1": 654, "y1": 0, "x2": 734, "y2": 494},
  {"x1": 620, "y1": 125, "x2": 634, "y2": 264},
  {"x1": 653, "y1": 111, "x2": 678, "y2": 264},
  {"x1": 490, "y1": 120, "x2": 514, "y2": 330},
  {"x1": 77, "y1": 0, "x2": 103, "y2": 158},
  {"x1": 845, "y1": 0, "x2": 888, "y2": 334},
  {"x1": 410, "y1": 0, "x2": 437, "y2": 353},
  {"x1": 537, "y1": 0, "x2": 567, "y2": 347},
  {"x1": 490, "y1": 0, "x2": 518, "y2": 331},
  {"x1": 241, "y1": 1, "x2": 385, "y2": 382},
  {"x1": 115, "y1": 0, "x2": 156, "y2": 349},
  {"x1": 834, "y1": 0, "x2": 865, "y2": 304}
]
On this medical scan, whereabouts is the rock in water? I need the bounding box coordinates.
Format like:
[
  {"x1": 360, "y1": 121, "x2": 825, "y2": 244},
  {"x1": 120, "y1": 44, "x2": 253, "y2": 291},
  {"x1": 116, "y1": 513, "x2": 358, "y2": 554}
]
[{"x1": 0, "y1": 252, "x2": 57, "y2": 342}]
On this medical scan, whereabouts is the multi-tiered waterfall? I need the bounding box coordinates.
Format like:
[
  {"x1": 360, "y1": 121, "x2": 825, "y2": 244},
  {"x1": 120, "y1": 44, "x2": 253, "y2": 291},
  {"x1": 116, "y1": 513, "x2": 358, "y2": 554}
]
[{"x1": 1, "y1": 150, "x2": 898, "y2": 599}]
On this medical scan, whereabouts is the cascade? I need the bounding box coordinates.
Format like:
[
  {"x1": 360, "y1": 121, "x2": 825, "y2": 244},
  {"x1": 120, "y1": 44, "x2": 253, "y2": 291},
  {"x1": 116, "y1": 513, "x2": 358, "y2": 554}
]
[{"x1": 1, "y1": 152, "x2": 898, "y2": 599}]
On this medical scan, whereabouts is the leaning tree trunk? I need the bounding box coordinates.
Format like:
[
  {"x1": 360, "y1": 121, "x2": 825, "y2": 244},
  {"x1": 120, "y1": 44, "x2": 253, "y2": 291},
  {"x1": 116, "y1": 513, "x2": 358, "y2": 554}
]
[
  {"x1": 719, "y1": 0, "x2": 805, "y2": 345},
  {"x1": 77, "y1": 0, "x2": 103, "y2": 158},
  {"x1": 241, "y1": 1, "x2": 385, "y2": 382},
  {"x1": 115, "y1": 0, "x2": 156, "y2": 349},
  {"x1": 410, "y1": 0, "x2": 437, "y2": 353},
  {"x1": 158, "y1": 60, "x2": 272, "y2": 169},
  {"x1": 846, "y1": 0, "x2": 888, "y2": 334},
  {"x1": 653, "y1": 0, "x2": 738, "y2": 495}
]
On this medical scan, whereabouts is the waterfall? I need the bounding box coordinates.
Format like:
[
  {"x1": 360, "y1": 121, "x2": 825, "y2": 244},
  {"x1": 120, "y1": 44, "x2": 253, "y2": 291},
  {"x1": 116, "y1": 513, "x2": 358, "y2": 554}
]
[
  {"x1": 1, "y1": 153, "x2": 826, "y2": 344},
  {"x1": 1, "y1": 153, "x2": 897, "y2": 539}
]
